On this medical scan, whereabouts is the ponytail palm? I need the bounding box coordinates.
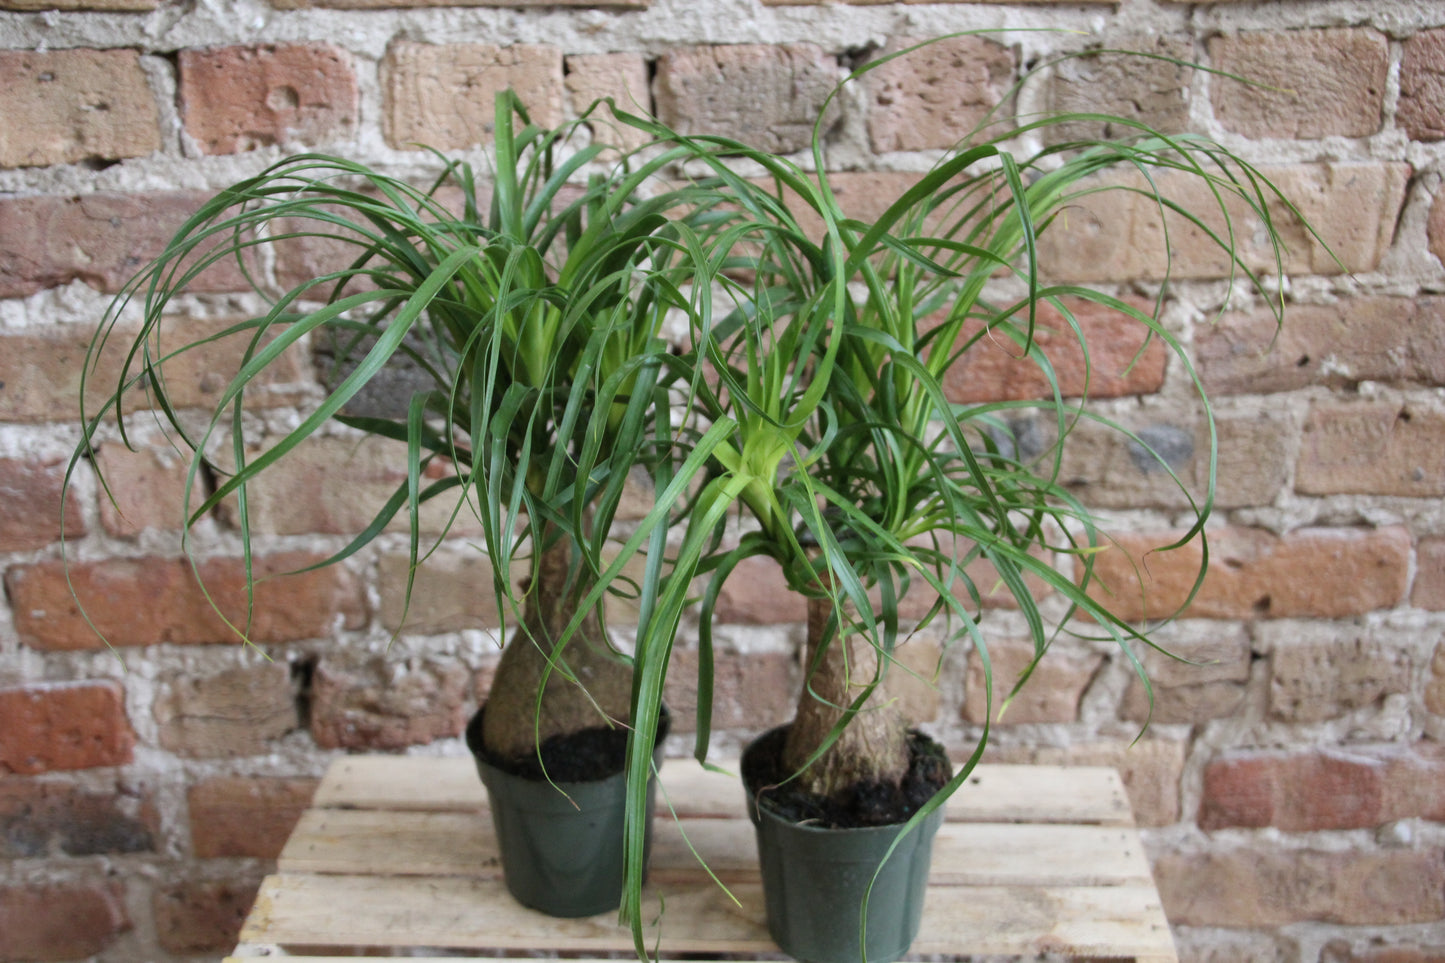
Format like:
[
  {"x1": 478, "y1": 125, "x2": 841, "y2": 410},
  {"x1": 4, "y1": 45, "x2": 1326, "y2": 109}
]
[{"x1": 75, "y1": 92, "x2": 722, "y2": 766}]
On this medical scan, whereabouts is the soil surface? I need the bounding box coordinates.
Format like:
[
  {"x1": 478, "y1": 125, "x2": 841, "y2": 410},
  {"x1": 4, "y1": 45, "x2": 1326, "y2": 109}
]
[
  {"x1": 742, "y1": 725, "x2": 953, "y2": 829},
  {"x1": 466, "y1": 705, "x2": 669, "y2": 783}
]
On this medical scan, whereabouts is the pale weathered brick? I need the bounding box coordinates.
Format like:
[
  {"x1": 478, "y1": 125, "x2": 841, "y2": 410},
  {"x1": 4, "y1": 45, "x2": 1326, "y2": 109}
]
[
  {"x1": 1085, "y1": 527, "x2": 1411, "y2": 622},
  {"x1": 383, "y1": 42, "x2": 564, "y2": 151},
  {"x1": 94, "y1": 441, "x2": 191, "y2": 537},
  {"x1": 189, "y1": 776, "x2": 318, "y2": 858},
  {"x1": 0, "y1": 681, "x2": 134, "y2": 774},
  {"x1": 7, "y1": 553, "x2": 367, "y2": 651},
  {"x1": 665, "y1": 649, "x2": 798, "y2": 735},
  {"x1": 865, "y1": 35, "x2": 1014, "y2": 152},
  {"x1": 310, "y1": 655, "x2": 470, "y2": 750},
  {"x1": 984, "y1": 737, "x2": 1186, "y2": 827},
  {"x1": 1400, "y1": 28, "x2": 1445, "y2": 141},
  {"x1": 0, "y1": 192, "x2": 253, "y2": 297},
  {"x1": 655, "y1": 44, "x2": 839, "y2": 154},
  {"x1": 180, "y1": 44, "x2": 358, "y2": 154},
  {"x1": 1428, "y1": 641, "x2": 1445, "y2": 717},
  {"x1": 0, "y1": 49, "x2": 160, "y2": 168},
  {"x1": 0, "y1": 882, "x2": 131, "y2": 961},
  {"x1": 1155, "y1": 846, "x2": 1445, "y2": 926},
  {"x1": 0, "y1": 0, "x2": 153, "y2": 8},
  {"x1": 1432, "y1": 191, "x2": 1445, "y2": 269},
  {"x1": 1042, "y1": 36, "x2": 1192, "y2": 144},
  {"x1": 565, "y1": 53, "x2": 652, "y2": 153},
  {"x1": 0, "y1": 318, "x2": 307, "y2": 424},
  {"x1": 1038, "y1": 163, "x2": 1409, "y2": 281},
  {"x1": 0, "y1": 780, "x2": 157, "y2": 857},
  {"x1": 1210, "y1": 29, "x2": 1388, "y2": 139},
  {"x1": 1121, "y1": 627, "x2": 1251, "y2": 725},
  {"x1": 378, "y1": 548, "x2": 509, "y2": 634},
  {"x1": 0, "y1": 457, "x2": 80, "y2": 552},
  {"x1": 153, "y1": 876, "x2": 262, "y2": 955},
  {"x1": 709, "y1": 554, "x2": 809, "y2": 625},
  {"x1": 939, "y1": 297, "x2": 1167, "y2": 404},
  {"x1": 155, "y1": 663, "x2": 299, "y2": 757},
  {"x1": 1058, "y1": 409, "x2": 1291, "y2": 512},
  {"x1": 1269, "y1": 632, "x2": 1413, "y2": 723},
  {"x1": 216, "y1": 435, "x2": 483, "y2": 539},
  {"x1": 963, "y1": 638, "x2": 1102, "y2": 725},
  {"x1": 1199, "y1": 297, "x2": 1445, "y2": 395},
  {"x1": 1416, "y1": 537, "x2": 1445, "y2": 611},
  {"x1": 1297, "y1": 402, "x2": 1445, "y2": 497}
]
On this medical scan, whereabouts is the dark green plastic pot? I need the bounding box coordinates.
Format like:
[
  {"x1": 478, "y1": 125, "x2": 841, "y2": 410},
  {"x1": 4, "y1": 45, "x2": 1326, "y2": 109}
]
[
  {"x1": 465, "y1": 706, "x2": 666, "y2": 918},
  {"x1": 743, "y1": 727, "x2": 944, "y2": 963}
]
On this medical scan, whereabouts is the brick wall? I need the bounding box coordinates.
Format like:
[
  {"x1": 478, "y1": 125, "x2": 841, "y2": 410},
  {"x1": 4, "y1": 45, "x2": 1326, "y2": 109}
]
[{"x1": 1, "y1": 1, "x2": 1443, "y2": 961}]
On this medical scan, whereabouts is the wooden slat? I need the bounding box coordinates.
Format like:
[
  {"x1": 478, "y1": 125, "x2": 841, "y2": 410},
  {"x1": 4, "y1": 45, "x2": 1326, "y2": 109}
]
[
  {"x1": 240, "y1": 872, "x2": 1175, "y2": 961},
  {"x1": 312, "y1": 756, "x2": 1132, "y2": 826},
  {"x1": 280, "y1": 809, "x2": 1155, "y2": 888}
]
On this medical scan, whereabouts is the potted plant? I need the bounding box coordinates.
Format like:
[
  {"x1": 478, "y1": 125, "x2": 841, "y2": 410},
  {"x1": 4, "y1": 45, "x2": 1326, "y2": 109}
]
[
  {"x1": 70, "y1": 91, "x2": 730, "y2": 919},
  {"x1": 607, "y1": 43, "x2": 1317, "y2": 963}
]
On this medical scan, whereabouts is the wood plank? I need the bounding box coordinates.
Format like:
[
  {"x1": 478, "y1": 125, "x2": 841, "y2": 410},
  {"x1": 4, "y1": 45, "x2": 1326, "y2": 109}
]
[
  {"x1": 312, "y1": 756, "x2": 1132, "y2": 826},
  {"x1": 280, "y1": 809, "x2": 1156, "y2": 888},
  {"x1": 240, "y1": 872, "x2": 1174, "y2": 960}
]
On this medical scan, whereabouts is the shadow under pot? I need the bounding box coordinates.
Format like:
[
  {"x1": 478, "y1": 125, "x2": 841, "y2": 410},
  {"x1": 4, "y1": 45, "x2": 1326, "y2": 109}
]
[
  {"x1": 465, "y1": 704, "x2": 668, "y2": 918},
  {"x1": 741, "y1": 725, "x2": 948, "y2": 963}
]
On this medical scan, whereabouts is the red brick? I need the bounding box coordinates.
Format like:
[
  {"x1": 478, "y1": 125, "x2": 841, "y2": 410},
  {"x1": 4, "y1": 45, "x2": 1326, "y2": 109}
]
[
  {"x1": 153, "y1": 876, "x2": 262, "y2": 955},
  {"x1": 1155, "y1": 846, "x2": 1445, "y2": 926},
  {"x1": 1401, "y1": 29, "x2": 1445, "y2": 141},
  {"x1": 0, "y1": 192, "x2": 254, "y2": 297},
  {"x1": 1269, "y1": 633, "x2": 1412, "y2": 723},
  {"x1": 1042, "y1": 36, "x2": 1192, "y2": 144},
  {"x1": 655, "y1": 44, "x2": 839, "y2": 154},
  {"x1": 310, "y1": 655, "x2": 470, "y2": 750},
  {"x1": 0, "y1": 681, "x2": 134, "y2": 774},
  {"x1": 189, "y1": 776, "x2": 318, "y2": 858},
  {"x1": 1120, "y1": 627, "x2": 1251, "y2": 725},
  {"x1": 1433, "y1": 192, "x2": 1445, "y2": 270},
  {"x1": 6, "y1": 553, "x2": 367, "y2": 651},
  {"x1": 939, "y1": 297, "x2": 1167, "y2": 403},
  {"x1": 1210, "y1": 29, "x2": 1387, "y2": 139},
  {"x1": 665, "y1": 649, "x2": 798, "y2": 735},
  {"x1": 94, "y1": 441, "x2": 191, "y2": 537},
  {"x1": 155, "y1": 663, "x2": 299, "y2": 757},
  {"x1": 1200, "y1": 750, "x2": 1384, "y2": 831},
  {"x1": 0, "y1": 317, "x2": 306, "y2": 424},
  {"x1": 180, "y1": 44, "x2": 358, "y2": 154},
  {"x1": 1038, "y1": 162, "x2": 1409, "y2": 281},
  {"x1": 0, "y1": 49, "x2": 159, "y2": 168},
  {"x1": 223, "y1": 435, "x2": 484, "y2": 538},
  {"x1": 1200, "y1": 297, "x2": 1445, "y2": 395},
  {"x1": 383, "y1": 43, "x2": 563, "y2": 150},
  {"x1": 565, "y1": 53, "x2": 651, "y2": 154},
  {"x1": 1085, "y1": 526, "x2": 1410, "y2": 622},
  {"x1": 0, "y1": 457, "x2": 80, "y2": 552},
  {"x1": 0, "y1": 780, "x2": 156, "y2": 857},
  {"x1": 985, "y1": 737, "x2": 1185, "y2": 827},
  {"x1": 0, "y1": 881, "x2": 131, "y2": 960},
  {"x1": 865, "y1": 35, "x2": 1014, "y2": 152},
  {"x1": 963, "y1": 638, "x2": 1102, "y2": 725},
  {"x1": 1297, "y1": 402, "x2": 1445, "y2": 497},
  {"x1": 710, "y1": 555, "x2": 809, "y2": 625}
]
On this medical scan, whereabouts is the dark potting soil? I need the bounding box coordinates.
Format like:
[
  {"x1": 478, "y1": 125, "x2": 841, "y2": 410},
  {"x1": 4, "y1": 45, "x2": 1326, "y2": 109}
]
[
  {"x1": 467, "y1": 705, "x2": 669, "y2": 784},
  {"x1": 741, "y1": 726, "x2": 953, "y2": 830}
]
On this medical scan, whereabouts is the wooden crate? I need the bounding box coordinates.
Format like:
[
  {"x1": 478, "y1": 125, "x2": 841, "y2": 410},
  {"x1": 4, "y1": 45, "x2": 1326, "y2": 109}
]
[{"x1": 228, "y1": 755, "x2": 1177, "y2": 962}]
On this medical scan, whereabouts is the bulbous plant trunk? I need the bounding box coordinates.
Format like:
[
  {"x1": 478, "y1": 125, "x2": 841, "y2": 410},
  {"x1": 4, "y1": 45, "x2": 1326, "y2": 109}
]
[
  {"x1": 480, "y1": 529, "x2": 634, "y2": 765},
  {"x1": 782, "y1": 594, "x2": 910, "y2": 800}
]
